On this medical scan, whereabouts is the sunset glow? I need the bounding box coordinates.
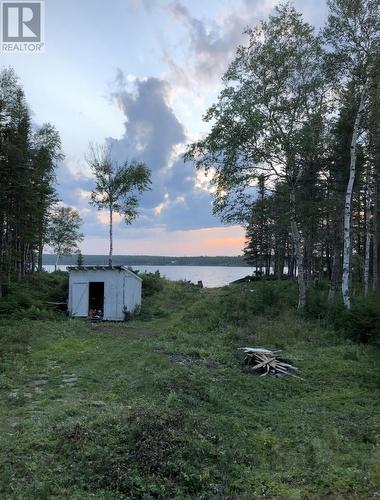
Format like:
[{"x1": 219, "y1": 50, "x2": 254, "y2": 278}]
[{"x1": 81, "y1": 225, "x2": 246, "y2": 256}]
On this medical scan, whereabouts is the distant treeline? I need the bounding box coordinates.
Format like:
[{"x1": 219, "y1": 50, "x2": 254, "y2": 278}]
[{"x1": 42, "y1": 254, "x2": 249, "y2": 267}]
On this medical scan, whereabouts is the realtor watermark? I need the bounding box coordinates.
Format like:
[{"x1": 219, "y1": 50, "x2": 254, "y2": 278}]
[{"x1": 1, "y1": 1, "x2": 44, "y2": 53}]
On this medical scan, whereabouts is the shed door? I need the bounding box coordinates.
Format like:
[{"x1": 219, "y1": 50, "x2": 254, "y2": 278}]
[{"x1": 71, "y1": 283, "x2": 88, "y2": 317}]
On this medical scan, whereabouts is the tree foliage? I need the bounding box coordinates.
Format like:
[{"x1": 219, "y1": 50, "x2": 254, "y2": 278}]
[
  {"x1": 47, "y1": 207, "x2": 83, "y2": 270},
  {"x1": 186, "y1": 4, "x2": 327, "y2": 307},
  {"x1": 186, "y1": 0, "x2": 380, "y2": 308},
  {"x1": 0, "y1": 68, "x2": 62, "y2": 291},
  {"x1": 87, "y1": 143, "x2": 151, "y2": 266}
]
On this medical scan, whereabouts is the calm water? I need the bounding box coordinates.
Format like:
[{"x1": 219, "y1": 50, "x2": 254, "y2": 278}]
[{"x1": 43, "y1": 264, "x2": 255, "y2": 288}]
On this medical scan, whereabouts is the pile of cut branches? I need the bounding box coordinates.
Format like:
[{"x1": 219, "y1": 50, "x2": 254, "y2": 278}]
[{"x1": 239, "y1": 347, "x2": 300, "y2": 377}]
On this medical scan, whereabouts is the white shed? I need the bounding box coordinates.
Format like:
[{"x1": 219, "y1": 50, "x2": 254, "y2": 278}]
[{"x1": 67, "y1": 266, "x2": 142, "y2": 321}]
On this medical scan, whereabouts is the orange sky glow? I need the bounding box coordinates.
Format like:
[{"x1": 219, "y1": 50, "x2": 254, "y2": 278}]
[{"x1": 80, "y1": 225, "x2": 246, "y2": 256}]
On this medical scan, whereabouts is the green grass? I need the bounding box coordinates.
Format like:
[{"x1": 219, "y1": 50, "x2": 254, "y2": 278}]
[
  {"x1": 0, "y1": 279, "x2": 379, "y2": 498},
  {"x1": 0, "y1": 271, "x2": 68, "y2": 319}
]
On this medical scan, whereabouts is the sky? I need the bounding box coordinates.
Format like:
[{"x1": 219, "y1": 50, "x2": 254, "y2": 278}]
[{"x1": 1, "y1": 0, "x2": 328, "y2": 256}]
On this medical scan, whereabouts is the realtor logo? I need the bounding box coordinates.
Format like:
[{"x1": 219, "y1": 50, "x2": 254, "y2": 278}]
[{"x1": 1, "y1": 1, "x2": 44, "y2": 52}]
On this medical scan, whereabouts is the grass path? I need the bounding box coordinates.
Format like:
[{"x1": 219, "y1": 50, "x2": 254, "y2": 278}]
[{"x1": 0, "y1": 281, "x2": 379, "y2": 498}]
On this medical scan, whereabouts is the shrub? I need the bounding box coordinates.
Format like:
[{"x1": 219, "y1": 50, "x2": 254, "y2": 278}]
[
  {"x1": 0, "y1": 271, "x2": 68, "y2": 319},
  {"x1": 304, "y1": 285, "x2": 380, "y2": 344},
  {"x1": 140, "y1": 271, "x2": 164, "y2": 298},
  {"x1": 223, "y1": 281, "x2": 297, "y2": 321},
  {"x1": 304, "y1": 285, "x2": 330, "y2": 320},
  {"x1": 340, "y1": 296, "x2": 380, "y2": 344}
]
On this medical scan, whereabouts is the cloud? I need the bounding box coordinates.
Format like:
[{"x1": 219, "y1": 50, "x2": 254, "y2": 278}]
[
  {"x1": 97, "y1": 211, "x2": 124, "y2": 225},
  {"x1": 169, "y1": 1, "x2": 244, "y2": 86},
  {"x1": 125, "y1": 0, "x2": 156, "y2": 15},
  {"x1": 107, "y1": 71, "x2": 222, "y2": 231},
  {"x1": 110, "y1": 75, "x2": 186, "y2": 178},
  {"x1": 55, "y1": 70, "x2": 222, "y2": 242},
  {"x1": 166, "y1": 0, "x2": 327, "y2": 93},
  {"x1": 167, "y1": 0, "x2": 277, "y2": 89},
  {"x1": 153, "y1": 193, "x2": 170, "y2": 215},
  {"x1": 55, "y1": 162, "x2": 93, "y2": 210}
]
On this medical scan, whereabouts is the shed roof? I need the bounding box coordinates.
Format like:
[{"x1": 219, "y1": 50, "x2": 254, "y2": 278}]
[{"x1": 67, "y1": 265, "x2": 142, "y2": 281}]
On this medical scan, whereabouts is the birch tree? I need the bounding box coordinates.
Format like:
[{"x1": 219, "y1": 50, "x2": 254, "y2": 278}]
[
  {"x1": 363, "y1": 166, "x2": 373, "y2": 296},
  {"x1": 47, "y1": 207, "x2": 83, "y2": 270},
  {"x1": 324, "y1": 0, "x2": 380, "y2": 308},
  {"x1": 186, "y1": 5, "x2": 326, "y2": 308},
  {"x1": 369, "y1": 52, "x2": 380, "y2": 291},
  {"x1": 87, "y1": 143, "x2": 151, "y2": 267}
]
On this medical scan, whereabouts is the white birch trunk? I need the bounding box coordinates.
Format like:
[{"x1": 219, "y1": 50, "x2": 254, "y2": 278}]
[
  {"x1": 342, "y1": 85, "x2": 367, "y2": 309},
  {"x1": 55, "y1": 253, "x2": 60, "y2": 272},
  {"x1": 109, "y1": 204, "x2": 113, "y2": 268}
]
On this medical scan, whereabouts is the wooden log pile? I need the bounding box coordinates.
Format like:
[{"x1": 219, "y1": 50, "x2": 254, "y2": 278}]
[{"x1": 238, "y1": 347, "x2": 300, "y2": 377}]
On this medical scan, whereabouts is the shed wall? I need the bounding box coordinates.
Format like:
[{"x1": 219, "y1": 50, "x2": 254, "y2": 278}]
[
  {"x1": 68, "y1": 269, "x2": 141, "y2": 321},
  {"x1": 124, "y1": 274, "x2": 142, "y2": 313}
]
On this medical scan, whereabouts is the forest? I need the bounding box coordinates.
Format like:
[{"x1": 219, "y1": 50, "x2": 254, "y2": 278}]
[
  {"x1": 0, "y1": 68, "x2": 63, "y2": 285},
  {"x1": 0, "y1": 68, "x2": 86, "y2": 286},
  {"x1": 187, "y1": 0, "x2": 380, "y2": 310}
]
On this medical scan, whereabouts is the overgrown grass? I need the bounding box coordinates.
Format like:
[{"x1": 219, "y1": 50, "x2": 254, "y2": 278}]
[
  {"x1": 0, "y1": 277, "x2": 379, "y2": 498},
  {"x1": 304, "y1": 283, "x2": 380, "y2": 343},
  {"x1": 0, "y1": 271, "x2": 68, "y2": 319}
]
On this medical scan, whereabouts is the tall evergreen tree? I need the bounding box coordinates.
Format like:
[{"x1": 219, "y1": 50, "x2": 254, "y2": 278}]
[{"x1": 0, "y1": 68, "x2": 62, "y2": 292}]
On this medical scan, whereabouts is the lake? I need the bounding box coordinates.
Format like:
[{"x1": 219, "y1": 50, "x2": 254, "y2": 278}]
[{"x1": 43, "y1": 264, "x2": 255, "y2": 288}]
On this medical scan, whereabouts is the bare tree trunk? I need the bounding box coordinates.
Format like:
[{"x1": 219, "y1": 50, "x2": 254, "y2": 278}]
[
  {"x1": 109, "y1": 204, "x2": 113, "y2": 267},
  {"x1": 289, "y1": 186, "x2": 306, "y2": 309},
  {"x1": 319, "y1": 243, "x2": 324, "y2": 281},
  {"x1": 342, "y1": 85, "x2": 367, "y2": 309},
  {"x1": 373, "y1": 181, "x2": 378, "y2": 291},
  {"x1": 364, "y1": 169, "x2": 372, "y2": 297},
  {"x1": 21, "y1": 243, "x2": 26, "y2": 279},
  {"x1": 16, "y1": 236, "x2": 22, "y2": 281},
  {"x1": 31, "y1": 249, "x2": 35, "y2": 274},
  {"x1": 304, "y1": 234, "x2": 313, "y2": 287},
  {"x1": 287, "y1": 238, "x2": 295, "y2": 279},
  {"x1": 275, "y1": 239, "x2": 285, "y2": 279},
  {"x1": 55, "y1": 253, "x2": 60, "y2": 272},
  {"x1": 37, "y1": 226, "x2": 43, "y2": 272},
  {"x1": 259, "y1": 251, "x2": 263, "y2": 277},
  {"x1": 328, "y1": 225, "x2": 341, "y2": 303},
  {"x1": 266, "y1": 252, "x2": 271, "y2": 276},
  {"x1": 364, "y1": 221, "x2": 371, "y2": 297}
]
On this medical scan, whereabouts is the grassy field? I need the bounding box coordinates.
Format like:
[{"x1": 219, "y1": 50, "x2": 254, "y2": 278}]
[{"x1": 0, "y1": 278, "x2": 379, "y2": 498}]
